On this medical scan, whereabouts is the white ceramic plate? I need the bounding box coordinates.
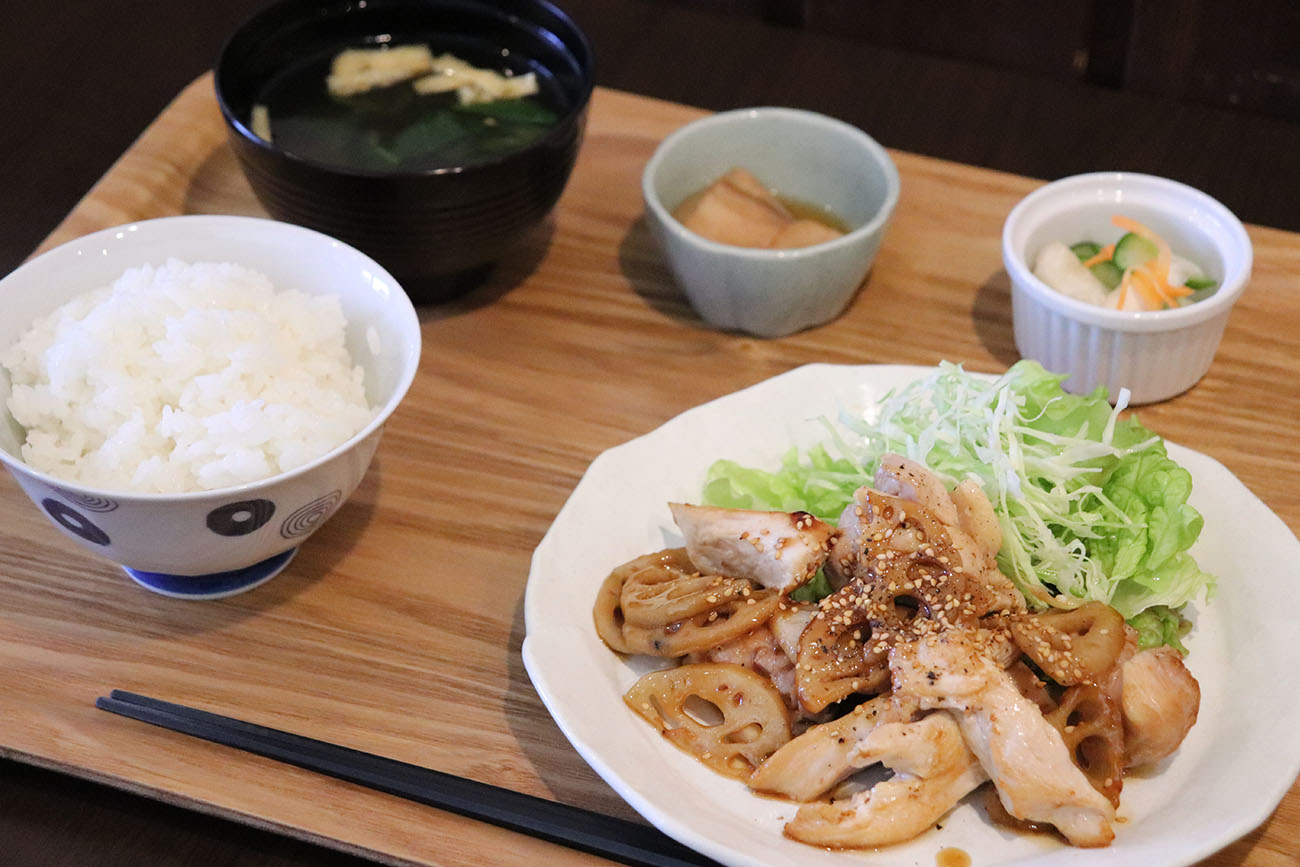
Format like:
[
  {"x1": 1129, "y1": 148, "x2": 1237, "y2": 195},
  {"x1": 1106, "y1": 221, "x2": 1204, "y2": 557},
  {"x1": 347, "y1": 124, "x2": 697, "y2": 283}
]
[{"x1": 523, "y1": 364, "x2": 1300, "y2": 867}]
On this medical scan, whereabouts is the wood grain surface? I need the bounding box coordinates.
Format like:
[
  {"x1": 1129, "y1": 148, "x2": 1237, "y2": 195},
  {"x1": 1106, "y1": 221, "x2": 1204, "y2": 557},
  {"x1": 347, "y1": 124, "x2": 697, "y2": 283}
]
[{"x1": 5, "y1": 73, "x2": 1299, "y2": 866}]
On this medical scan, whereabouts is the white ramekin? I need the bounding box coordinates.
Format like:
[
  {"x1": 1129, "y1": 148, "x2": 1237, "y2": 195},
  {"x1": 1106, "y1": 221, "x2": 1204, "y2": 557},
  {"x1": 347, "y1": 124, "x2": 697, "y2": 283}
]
[{"x1": 1002, "y1": 172, "x2": 1252, "y2": 404}]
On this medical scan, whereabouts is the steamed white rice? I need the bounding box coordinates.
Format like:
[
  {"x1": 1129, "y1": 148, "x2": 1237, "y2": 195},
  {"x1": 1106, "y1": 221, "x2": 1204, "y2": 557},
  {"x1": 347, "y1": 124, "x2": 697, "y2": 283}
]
[{"x1": 2, "y1": 260, "x2": 375, "y2": 493}]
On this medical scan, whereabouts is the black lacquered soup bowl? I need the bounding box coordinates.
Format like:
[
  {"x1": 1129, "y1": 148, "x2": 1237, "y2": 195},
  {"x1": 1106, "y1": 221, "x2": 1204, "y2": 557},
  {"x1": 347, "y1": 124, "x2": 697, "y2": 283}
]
[{"x1": 216, "y1": 0, "x2": 594, "y2": 302}]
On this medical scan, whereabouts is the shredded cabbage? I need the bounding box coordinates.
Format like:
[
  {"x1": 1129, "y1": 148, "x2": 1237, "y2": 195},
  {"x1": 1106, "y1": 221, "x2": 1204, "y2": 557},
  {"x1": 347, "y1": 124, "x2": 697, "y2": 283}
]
[{"x1": 702, "y1": 361, "x2": 1215, "y2": 622}]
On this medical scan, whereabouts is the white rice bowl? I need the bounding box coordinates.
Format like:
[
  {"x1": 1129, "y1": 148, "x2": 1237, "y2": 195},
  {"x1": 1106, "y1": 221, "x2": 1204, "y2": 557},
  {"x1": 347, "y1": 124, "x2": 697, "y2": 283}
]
[{"x1": 2, "y1": 259, "x2": 375, "y2": 494}]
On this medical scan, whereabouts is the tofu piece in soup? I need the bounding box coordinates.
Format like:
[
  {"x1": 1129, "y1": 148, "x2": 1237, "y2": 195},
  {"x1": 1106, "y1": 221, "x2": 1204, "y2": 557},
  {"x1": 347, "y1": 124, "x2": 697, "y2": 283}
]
[
  {"x1": 770, "y1": 219, "x2": 843, "y2": 249},
  {"x1": 674, "y1": 167, "x2": 792, "y2": 248}
]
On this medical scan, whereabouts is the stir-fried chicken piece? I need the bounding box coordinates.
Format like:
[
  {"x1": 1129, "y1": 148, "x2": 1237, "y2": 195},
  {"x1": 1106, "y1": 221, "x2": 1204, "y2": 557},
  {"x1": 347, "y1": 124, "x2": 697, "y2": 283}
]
[
  {"x1": 824, "y1": 485, "x2": 1021, "y2": 621},
  {"x1": 873, "y1": 455, "x2": 961, "y2": 526},
  {"x1": 825, "y1": 465, "x2": 936, "y2": 590},
  {"x1": 749, "y1": 692, "x2": 920, "y2": 800},
  {"x1": 669, "y1": 502, "x2": 835, "y2": 595},
  {"x1": 890, "y1": 631, "x2": 1116, "y2": 847},
  {"x1": 1121, "y1": 646, "x2": 1201, "y2": 767},
  {"x1": 824, "y1": 501, "x2": 865, "y2": 591},
  {"x1": 769, "y1": 601, "x2": 816, "y2": 660},
  {"x1": 824, "y1": 457, "x2": 1024, "y2": 616},
  {"x1": 802, "y1": 481, "x2": 1024, "y2": 715},
  {"x1": 783, "y1": 711, "x2": 988, "y2": 848},
  {"x1": 875, "y1": 457, "x2": 1022, "y2": 613},
  {"x1": 950, "y1": 478, "x2": 1003, "y2": 558}
]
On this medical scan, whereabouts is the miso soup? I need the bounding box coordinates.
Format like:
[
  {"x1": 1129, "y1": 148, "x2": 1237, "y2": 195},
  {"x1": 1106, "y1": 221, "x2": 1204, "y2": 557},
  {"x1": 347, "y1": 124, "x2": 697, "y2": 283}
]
[{"x1": 252, "y1": 36, "x2": 568, "y2": 173}]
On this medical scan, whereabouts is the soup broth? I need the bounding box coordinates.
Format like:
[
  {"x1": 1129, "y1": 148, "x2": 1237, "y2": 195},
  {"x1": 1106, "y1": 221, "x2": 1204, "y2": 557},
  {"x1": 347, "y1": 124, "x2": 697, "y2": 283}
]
[{"x1": 253, "y1": 36, "x2": 567, "y2": 173}]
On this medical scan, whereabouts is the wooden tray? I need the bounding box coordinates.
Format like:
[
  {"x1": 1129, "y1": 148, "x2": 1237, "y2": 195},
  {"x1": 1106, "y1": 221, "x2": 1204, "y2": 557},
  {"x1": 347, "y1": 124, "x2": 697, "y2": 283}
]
[{"x1": 4, "y1": 73, "x2": 1298, "y2": 865}]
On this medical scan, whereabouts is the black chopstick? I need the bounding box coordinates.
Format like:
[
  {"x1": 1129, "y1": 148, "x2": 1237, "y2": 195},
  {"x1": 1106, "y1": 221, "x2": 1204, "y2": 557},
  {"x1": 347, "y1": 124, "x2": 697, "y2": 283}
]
[{"x1": 96, "y1": 690, "x2": 718, "y2": 867}]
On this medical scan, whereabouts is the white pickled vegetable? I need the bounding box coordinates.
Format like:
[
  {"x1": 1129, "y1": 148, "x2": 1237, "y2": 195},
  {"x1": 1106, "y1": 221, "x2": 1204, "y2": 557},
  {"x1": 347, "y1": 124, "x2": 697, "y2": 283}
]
[
  {"x1": 1104, "y1": 286, "x2": 1145, "y2": 311},
  {"x1": 1032, "y1": 241, "x2": 1109, "y2": 306},
  {"x1": 1167, "y1": 253, "x2": 1204, "y2": 289}
]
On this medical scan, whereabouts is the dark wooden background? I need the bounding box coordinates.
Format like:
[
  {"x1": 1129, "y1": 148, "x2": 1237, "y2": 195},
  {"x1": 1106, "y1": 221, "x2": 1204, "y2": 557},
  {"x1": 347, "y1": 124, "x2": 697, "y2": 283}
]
[{"x1": 2, "y1": 0, "x2": 1298, "y2": 863}]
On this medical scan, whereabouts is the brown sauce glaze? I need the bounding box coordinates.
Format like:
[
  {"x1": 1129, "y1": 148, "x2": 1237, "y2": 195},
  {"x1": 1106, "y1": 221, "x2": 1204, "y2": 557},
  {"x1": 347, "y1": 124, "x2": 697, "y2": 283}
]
[{"x1": 935, "y1": 848, "x2": 971, "y2": 867}]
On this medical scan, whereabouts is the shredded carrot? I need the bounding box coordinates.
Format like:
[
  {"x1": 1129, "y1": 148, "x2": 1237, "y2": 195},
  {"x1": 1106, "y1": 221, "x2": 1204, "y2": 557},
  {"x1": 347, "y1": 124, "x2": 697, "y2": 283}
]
[
  {"x1": 1082, "y1": 244, "x2": 1115, "y2": 268},
  {"x1": 1128, "y1": 267, "x2": 1166, "y2": 310},
  {"x1": 1134, "y1": 266, "x2": 1173, "y2": 308},
  {"x1": 1117, "y1": 270, "x2": 1134, "y2": 310},
  {"x1": 1111, "y1": 215, "x2": 1157, "y2": 238},
  {"x1": 1153, "y1": 239, "x2": 1172, "y2": 284},
  {"x1": 1112, "y1": 215, "x2": 1186, "y2": 307}
]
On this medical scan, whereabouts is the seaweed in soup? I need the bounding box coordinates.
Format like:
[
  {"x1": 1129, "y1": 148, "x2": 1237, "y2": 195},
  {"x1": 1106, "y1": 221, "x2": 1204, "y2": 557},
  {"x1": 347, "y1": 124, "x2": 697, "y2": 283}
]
[{"x1": 253, "y1": 40, "x2": 564, "y2": 172}]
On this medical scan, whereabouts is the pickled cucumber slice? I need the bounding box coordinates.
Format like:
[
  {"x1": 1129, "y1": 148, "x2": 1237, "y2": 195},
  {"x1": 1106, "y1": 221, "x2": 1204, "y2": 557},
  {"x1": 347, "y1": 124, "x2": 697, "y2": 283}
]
[
  {"x1": 1070, "y1": 241, "x2": 1102, "y2": 261},
  {"x1": 1112, "y1": 232, "x2": 1158, "y2": 270},
  {"x1": 1089, "y1": 260, "x2": 1123, "y2": 290}
]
